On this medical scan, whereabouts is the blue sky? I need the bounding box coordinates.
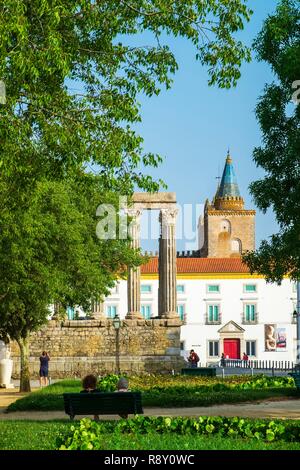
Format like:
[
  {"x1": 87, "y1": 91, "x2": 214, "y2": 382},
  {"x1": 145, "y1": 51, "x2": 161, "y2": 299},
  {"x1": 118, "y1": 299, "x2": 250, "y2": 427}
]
[{"x1": 133, "y1": 0, "x2": 280, "y2": 251}]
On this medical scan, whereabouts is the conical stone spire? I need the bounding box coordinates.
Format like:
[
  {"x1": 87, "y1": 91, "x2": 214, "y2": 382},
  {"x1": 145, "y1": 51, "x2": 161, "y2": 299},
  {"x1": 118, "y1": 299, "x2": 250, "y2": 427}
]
[{"x1": 214, "y1": 151, "x2": 244, "y2": 210}]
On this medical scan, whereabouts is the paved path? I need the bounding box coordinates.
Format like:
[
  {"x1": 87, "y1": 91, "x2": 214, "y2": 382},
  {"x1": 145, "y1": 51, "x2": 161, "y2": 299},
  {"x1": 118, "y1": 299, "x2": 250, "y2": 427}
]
[{"x1": 0, "y1": 388, "x2": 299, "y2": 421}]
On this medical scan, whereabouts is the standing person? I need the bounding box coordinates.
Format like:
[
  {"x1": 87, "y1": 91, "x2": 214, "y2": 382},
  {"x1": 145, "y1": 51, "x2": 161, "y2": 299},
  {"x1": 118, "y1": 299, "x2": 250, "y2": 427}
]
[
  {"x1": 188, "y1": 349, "x2": 199, "y2": 368},
  {"x1": 80, "y1": 374, "x2": 100, "y2": 421},
  {"x1": 242, "y1": 352, "x2": 249, "y2": 367},
  {"x1": 220, "y1": 353, "x2": 226, "y2": 367},
  {"x1": 39, "y1": 351, "x2": 50, "y2": 387}
]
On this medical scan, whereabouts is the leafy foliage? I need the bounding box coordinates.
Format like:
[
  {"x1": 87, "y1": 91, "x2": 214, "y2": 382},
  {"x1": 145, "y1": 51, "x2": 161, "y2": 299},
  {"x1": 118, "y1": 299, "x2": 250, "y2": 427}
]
[
  {"x1": 243, "y1": 0, "x2": 300, "y2": 282},
  {"x1": 2, "y1": 421, "x2": 300, "y2": 450},
  {"x1": 56, "y1": 415, "x2": 300, "y2": 449},
  {"x1": 0, "y1": 1, "x2": 252, "y2": 187},
  {"x1": 7, "y1": 374, "x2": 296, "y2": 412}
]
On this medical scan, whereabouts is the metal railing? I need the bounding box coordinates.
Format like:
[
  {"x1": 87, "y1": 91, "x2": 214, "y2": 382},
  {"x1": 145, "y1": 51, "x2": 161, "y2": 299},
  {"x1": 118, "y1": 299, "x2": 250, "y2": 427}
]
[{"x1": 220, "y1": 359, "x2": 296, "y2": 371}]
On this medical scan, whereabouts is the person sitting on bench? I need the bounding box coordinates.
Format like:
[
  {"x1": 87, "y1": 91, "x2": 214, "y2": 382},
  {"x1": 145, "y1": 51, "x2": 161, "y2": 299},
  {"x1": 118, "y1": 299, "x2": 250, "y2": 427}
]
[
  {"x1": 80, "y1": 374, "x2": 101, "y2": 421},
  {"x1": 115, "y1": 377, "x2": 129, "y2": 419}
]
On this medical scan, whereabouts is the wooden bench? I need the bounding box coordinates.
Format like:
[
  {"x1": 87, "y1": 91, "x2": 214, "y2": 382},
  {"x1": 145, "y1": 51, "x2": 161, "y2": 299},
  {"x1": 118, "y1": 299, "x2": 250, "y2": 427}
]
[
  {"x1": 63, "y1": 392, "x2": 143, "y2": 420},
  {"x1": 181, "y1": 367, "x2": 216, "y2": 377},
  {"x1": 288, "y1": 372, "x2": 300, "y2": 391}
]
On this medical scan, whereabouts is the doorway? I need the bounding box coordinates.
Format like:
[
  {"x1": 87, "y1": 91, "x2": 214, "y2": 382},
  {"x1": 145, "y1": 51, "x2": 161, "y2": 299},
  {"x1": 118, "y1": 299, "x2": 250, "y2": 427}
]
[{"x1": 224, "y1": 338, "x2": 240, "y2": 359}]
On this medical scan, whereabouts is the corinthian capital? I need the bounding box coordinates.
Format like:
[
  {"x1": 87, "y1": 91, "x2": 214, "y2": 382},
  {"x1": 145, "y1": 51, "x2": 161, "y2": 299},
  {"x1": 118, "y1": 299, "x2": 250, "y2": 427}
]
[{"x1": 160, "y1": 208, "x2": 178, "y2": 225}]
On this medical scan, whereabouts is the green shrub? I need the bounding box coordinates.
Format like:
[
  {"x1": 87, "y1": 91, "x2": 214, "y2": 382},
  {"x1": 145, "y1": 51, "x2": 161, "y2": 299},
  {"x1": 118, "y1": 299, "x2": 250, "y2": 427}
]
[
  {"x1": 56, "y1": 416, "x2": 300, "y2": 450},
  {"x1": 7, "y1": 374, "x2": 297, "y2": 412},
  {"x1": 97, "y1": 374, "x2": 120, "y2": 392}
]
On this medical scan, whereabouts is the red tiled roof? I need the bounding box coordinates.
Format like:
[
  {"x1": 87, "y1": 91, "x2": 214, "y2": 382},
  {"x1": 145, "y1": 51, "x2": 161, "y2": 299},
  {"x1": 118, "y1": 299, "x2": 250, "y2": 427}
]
[{"x1": 141, "y1": 257, "x2": 251, "y2": 274}]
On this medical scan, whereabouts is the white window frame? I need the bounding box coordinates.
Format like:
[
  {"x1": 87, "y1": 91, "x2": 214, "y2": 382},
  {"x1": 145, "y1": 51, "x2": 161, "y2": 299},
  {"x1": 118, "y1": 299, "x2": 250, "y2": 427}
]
[
  {"x1": 176, "y1": 284, "x2": 185, "y2": 294},
  {"x1": 176, "y1": 303, "x2": 185, "y2": 321},
  {"x1": 243, "y1": 283, "x2": 257, "y2": 294},
  {"x1": 206, "y1": 284, "x2": 220, "y2": 294},
  {"x1": 141, "y1": 304, "x2": 152, "y2": 319},
  {"x1": 106, "y1": 304, "x2": 118, "y2": 318},
  {"x1": 141, "y1": 284, "x2": 152, "y2": 294},
  {"x1": 245, "y1": 340, "x2": 257, "y2": 357},
  {"x1": 243, "y1": 302, "x2": 257, "y2": 324},
  {"x1": 206, "y1": 303, "x2": 221, "y2": 324},
  {"x1": 207, "y1": 340, "x2": 220, "y2": 358}
]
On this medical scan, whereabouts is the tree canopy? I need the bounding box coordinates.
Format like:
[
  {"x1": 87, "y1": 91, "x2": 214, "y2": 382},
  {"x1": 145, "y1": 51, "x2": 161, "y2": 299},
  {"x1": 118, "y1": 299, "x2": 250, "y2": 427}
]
[
  {"x1": 0, "y1": 0, "x2": 252, "y2": 191},
  {"x1": 0, "y1": 172, "x2": 142, "y2": 390},
  {"x1": 243, "y1": 0, "x2": 300, "y2": 283},
  {"x1": 0, "y1": 1, "x2": 253, "y2": 390}
]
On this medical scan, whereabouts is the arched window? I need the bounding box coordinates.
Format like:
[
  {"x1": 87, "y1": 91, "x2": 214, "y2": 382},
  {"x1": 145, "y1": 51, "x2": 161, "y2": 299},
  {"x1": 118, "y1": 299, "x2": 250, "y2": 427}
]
[
  {"x1": 231, "y1": 238, "x2": 242, "y2": 253},
  {"x1": 221, "y1": 219, "x2": 231, "y2": 233}
]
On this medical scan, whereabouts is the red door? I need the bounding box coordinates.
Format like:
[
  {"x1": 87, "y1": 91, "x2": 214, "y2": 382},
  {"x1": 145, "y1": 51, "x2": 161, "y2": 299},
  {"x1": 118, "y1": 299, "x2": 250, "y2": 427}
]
[{"x1": 224, "y1": 339, "x2": 240, "y2": 359}]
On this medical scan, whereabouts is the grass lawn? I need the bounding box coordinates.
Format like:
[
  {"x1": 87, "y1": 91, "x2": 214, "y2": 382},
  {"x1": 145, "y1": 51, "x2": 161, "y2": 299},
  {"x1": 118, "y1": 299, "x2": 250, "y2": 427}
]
[
  {"x1": 0, "y1": 421, "x2": 300, "y2": 450},
  {"x1": 7, "y1": 375, "x2": 299, "y2": 412}
]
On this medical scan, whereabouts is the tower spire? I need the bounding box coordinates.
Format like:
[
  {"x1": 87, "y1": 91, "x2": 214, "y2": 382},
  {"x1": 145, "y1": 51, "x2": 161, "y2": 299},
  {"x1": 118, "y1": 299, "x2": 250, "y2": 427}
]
[{"x1": 214, "y1": 151, "x2": 244, "y2": 210}]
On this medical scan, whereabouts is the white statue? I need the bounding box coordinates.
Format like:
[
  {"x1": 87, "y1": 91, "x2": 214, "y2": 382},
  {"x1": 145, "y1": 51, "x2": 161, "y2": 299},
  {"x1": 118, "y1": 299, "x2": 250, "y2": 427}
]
[{"x1": 0, "y1": 345, "x2": 14, "y2": 388}]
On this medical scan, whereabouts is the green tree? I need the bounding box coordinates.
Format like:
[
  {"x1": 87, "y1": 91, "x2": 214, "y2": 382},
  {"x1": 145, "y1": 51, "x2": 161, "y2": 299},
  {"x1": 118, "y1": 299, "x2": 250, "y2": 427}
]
[
  {"x1": 0, "y1": 174, "x2": 141, "y2": 391},
  {"x1": 0, "y1": 0, "x2": 252, "y2": 190},
  {"x1": 0, "y1": 1, "x2": 253, "y2": 390},
  {"x1": 243, "y1": 0, "x2": 300, "y2": 283}
]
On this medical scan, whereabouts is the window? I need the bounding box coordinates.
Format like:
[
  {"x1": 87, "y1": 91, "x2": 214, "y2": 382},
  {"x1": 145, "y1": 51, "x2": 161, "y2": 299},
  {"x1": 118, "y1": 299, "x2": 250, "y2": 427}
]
[
  {"x1": 246, "y1": 341, "x2": 256, "y2": 357},
  {"x1": 244, "y1": 304, "x2": 256, "y2": 322},
  {"x1": 106, "y1": 305, "x2": 117, "y2": 318},
  {"x1": 208, "y1": 341, "x2": 219, "y2": 357},
  {"x1": 292, "y1": 301, "x2": 297, "y2": 324},
  {"x1": 221, "y1": 219, "x2": 231, "y2": 233},
  {"x1": 244, "y1": 284, "x2": 257, "y2": 293},
  {"x1": 141, "y1": 284, "x2": 152, "y2": 294},
  {"x1": 207, "y1": 305, "x2": 220, "y2": 323},
  {"x1": 177, "y1": 285, "x2": 185, "y2": 294},
  {"x1": 66, "y1": 306, "x2": 75, "y2": 320},
  {"x1": 231, "y1": 238, "x2": 242, "y2": 253},
  {"x1": 141, "y1": 305, "x2": 152, "y2": 319},
  {"x1": 207, "y1": 284, "x2": 220, "y2": 294},
  {"x1": 176, "y1": 304, "x2": 185, "y2": 321},
  {"x1": 110, "y1": 283, "x2": 119, "y2": 295},
  {"x1": 292, "y1": 282, "x2": 297, "y2": 293}
]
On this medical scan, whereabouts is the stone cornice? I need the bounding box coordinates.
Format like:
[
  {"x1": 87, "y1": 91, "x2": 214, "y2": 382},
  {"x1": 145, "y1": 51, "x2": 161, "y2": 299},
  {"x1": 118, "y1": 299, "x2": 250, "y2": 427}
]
[{"x1": 207, "y1": 210, "x2": 256, "y2": 216}]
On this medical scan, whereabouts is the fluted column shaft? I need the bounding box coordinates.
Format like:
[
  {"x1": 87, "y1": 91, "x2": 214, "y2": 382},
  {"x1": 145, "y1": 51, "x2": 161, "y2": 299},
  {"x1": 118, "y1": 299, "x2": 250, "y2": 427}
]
[
  {"x1": 91, "y1": 300, "x2": 105, "y2": 320},
  {"x1": 159, "y1": 209, "x2": 178, "y2": 318},
  {"x1": 126, "y1": 209, "x2": 142, "y2": 319}
]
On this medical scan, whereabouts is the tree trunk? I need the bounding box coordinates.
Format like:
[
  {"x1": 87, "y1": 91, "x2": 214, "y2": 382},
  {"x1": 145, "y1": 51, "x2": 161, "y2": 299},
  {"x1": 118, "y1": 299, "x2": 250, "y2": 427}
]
[{"x1": 17, "y1": 336, "x2": 31, "y2": 392}]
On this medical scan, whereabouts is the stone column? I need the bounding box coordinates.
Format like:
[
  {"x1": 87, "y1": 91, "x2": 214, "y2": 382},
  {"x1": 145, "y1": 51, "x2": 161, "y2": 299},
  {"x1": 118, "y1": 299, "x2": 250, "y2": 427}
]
[
  {"x1": 158, "y1": 226, "x2": 163, "y2": 317},
  {"x1": 159, "y1": 208, "x2": 178, "y2": 318},
  {"x1": 91, "y1": 299, "x2": 105, "y2": 320},
  {"x1": 126, "y1": 209, "x2": 142, "y2": 319}
]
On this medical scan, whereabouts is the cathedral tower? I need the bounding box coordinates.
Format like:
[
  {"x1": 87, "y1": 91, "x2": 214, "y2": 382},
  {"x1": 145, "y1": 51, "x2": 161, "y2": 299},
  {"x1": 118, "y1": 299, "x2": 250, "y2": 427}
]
[{"x1": 199, "y1": 152, "x2": 255, "y2": 258}]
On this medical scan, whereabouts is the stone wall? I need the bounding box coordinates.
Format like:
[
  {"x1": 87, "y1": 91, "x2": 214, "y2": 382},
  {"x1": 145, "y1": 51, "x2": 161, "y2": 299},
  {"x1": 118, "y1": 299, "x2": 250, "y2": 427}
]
[
  {"x1": 10, "y1": 318, "x2": 184, "y2": 378},
  {"x1": 206, "y1": 210, "x2": 255, "y2": 258}
]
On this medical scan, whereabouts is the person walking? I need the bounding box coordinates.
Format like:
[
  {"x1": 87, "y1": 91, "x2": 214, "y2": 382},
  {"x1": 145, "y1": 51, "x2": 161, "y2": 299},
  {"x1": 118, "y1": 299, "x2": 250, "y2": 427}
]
[{"x1": 39, "y1": 351, "x2": 50, "y2": 387}]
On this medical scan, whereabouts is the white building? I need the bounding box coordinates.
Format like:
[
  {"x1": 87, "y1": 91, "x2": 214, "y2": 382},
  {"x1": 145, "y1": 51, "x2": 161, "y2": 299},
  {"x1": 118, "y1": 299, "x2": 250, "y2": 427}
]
[{"x1": 102, "y1": 259, "x2": 297, "y2": 365}]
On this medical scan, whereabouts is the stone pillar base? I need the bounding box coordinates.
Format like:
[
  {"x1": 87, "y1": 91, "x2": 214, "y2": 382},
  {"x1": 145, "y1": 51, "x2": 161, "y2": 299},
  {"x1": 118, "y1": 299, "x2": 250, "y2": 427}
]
[
  {"x1": 160, "y1": 311, "x2": 179, "y2": 319},
  {"x1": 90, "y1": 313, "x2": 106, "y2": 320},
  {"x1": 0, "y1": 383, "x2": 14, "y2": 389},
  {"x1": 126, "y1": 311, "x2": 143, "y2": 320}
]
